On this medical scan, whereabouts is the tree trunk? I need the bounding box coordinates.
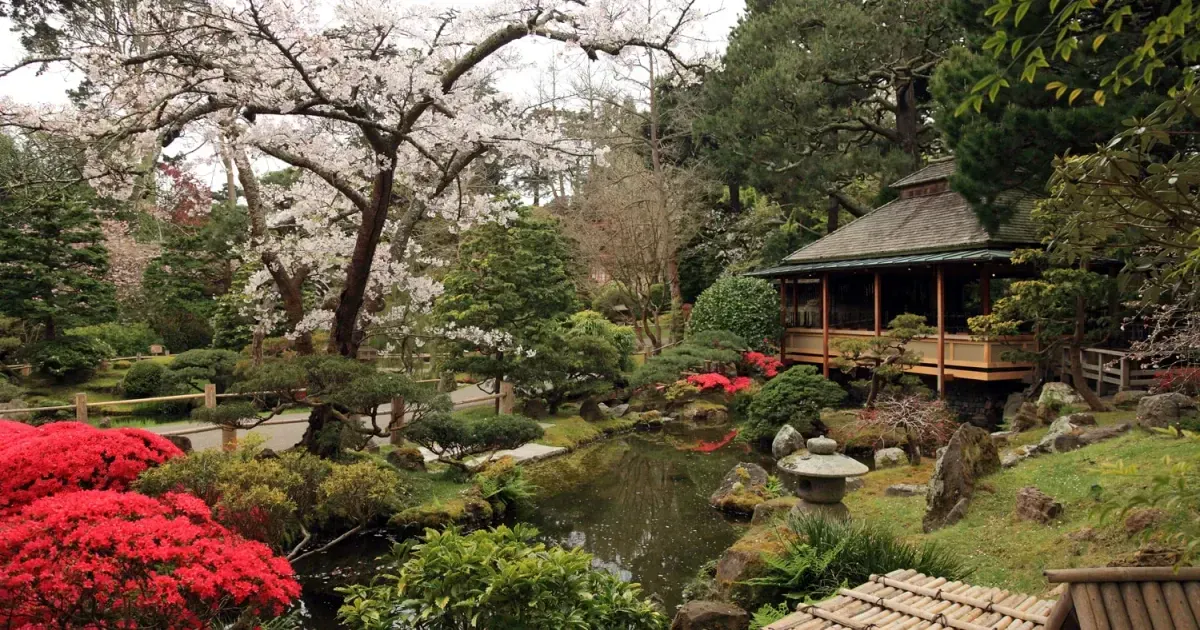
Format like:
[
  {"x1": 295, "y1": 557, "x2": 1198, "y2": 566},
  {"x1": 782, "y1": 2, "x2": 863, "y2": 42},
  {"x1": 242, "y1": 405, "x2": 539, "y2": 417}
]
[
  {"x1": 826, "y1": 195, "x2": 840, "y2": 234},
  {"x1": 297, "y1": 404, "x2": 343, "y2": 459},
  {"x1": 728, "y1": 179, "x2": 742, "y2": 214},
  {"x1": 865, "y1": 371, "x2": 882, "y2": 409},
  {"x1": 904, "y1": 426, "x2": 921, "y2": 466},
  {"x1": 330, "y1": 164, "x2": 397, "y2": 358},
  {"x1": 1071, "y1": 294, "x2": 1107, "y2": 411},
  {"x1": 895, "y1": 76, "x2": 922, "y2": 171}
]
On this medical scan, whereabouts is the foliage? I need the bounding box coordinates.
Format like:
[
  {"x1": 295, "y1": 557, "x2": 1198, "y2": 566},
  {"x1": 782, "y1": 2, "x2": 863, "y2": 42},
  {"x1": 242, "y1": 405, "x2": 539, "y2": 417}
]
[
  {"x1": 337, "y1": 525, "x2": 666, "y2": 630},
  {"x1": 169, "y1": 348, "x2": 241, "y2": 393},
  {"x1": 0, "y1": 420, "x2": 182, "y2": 516},
  {"x1": 121, "y1": 360, "x2": 171, "y2": 398},
  {"x1": 631, "y1": 330, "x2": 749, "y2": 387},
  {"x1": 852, "y1": 395, "x2": 959, "y2": 465},
  {"x1": 475, "y1": 457, "x2": 538, "y2": 508},
  {"x1": 318, "y1": 460, "x2": 409, "y2": 526},
  {"x1": 405, "y1": 413, "x2": 544, "y2": 472},
  {"x1": 436, "y1": 212, "x2": 579, "y2": 385},
  {"x1": 746, "y1": 514, "x2": 970, "y2": 603},
  {"x1": 0, "y1": 380, "x2": 25, "y2": 403},
  {"x1": 751, "y1": 603, "x2": 792, "y2": 630},
  {"x1": 0, "y1": 138, "x2": 116, "y2": 339},
  {"x1": 24, "y1": 334, "x2": 114, "y2": 381},
  {"x1": 1154, "y1": 368, "x2": 1200, "y2": 397},
  {"x1": 833, "y1": 313, "x2": 936, "y2": 407},
  {"x1": 0, "y1": 490, "x2": 300, "y2": 629},
  {"x1": 745, "y1": 365, "x2": 846, "y2": 440},
  {"x1": 1101, "y1": 454, "x2": 1200, "y2": 566},
  {"x1": 512, "y1": 311, "x2": 635, "y2": 413},
  {"x1": 65, "y1": 322, "x2": 161, "y2": 356},
  {"x1": 689, "y1": 277, "x2": 781, "y2": 351},
  {"x1": 687, "y1": 373, "x2": 753, "y2": 395}
]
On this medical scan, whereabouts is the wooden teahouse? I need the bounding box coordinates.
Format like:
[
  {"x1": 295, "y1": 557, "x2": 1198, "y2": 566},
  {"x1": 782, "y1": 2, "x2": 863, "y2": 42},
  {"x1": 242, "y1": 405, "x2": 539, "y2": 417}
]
[{"x1": 748, "y1": 158, "x2": 1042, "y2": 397}]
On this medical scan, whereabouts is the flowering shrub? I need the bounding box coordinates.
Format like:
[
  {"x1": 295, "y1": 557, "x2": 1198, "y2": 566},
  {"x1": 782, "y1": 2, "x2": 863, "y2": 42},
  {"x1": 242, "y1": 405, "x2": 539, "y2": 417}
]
[
  {"x1": 743, "y1": 351, "x2": 783, "y2": 378},
  {"x1": 0, "y1": 490, "x2": 300, "y2": 628},
  {"x1": 687, "y1": 373, "x2": 756, "y2": 395},
  {"x1": 1153, "y1": 367, "x2": 1200, "y2": 396},
  {"x1": 850, "y1": 395, "x2": 958, "y2": 465},
  {"x1": 0, "y1": 421, "x2": 182, "y2": 515}
]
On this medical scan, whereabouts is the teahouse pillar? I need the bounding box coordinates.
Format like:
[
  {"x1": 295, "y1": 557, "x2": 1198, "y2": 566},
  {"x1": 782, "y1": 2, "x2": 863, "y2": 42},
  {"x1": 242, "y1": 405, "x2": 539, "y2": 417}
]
[
  {"x1": 936, "y1": 265, "x2": 946, "y2": 396},
  {"x1": 821, "y1": 273, "x2": 830, "y2": 377},
  {"x1": 980, "y1": 269, "x2": 991, "y2": 315},
  {"x1": 873, "y1": 271, "x2": 882, "y2": 336},
  {"x1": 779, "y1": 278, "x2": 788, "y2": 355}
]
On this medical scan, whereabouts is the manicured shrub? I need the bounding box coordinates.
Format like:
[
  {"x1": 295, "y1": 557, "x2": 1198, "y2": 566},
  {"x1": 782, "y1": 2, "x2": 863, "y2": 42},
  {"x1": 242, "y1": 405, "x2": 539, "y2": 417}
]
[
  {"x1": 0, "y1": 420, "x2": 182, "y2": 515},
  {"x1": 112, "y1": 359, "x2": 132, "y2": 369},
  {"x1": 743, "y1": 351, "x2": 783, "y2": 378},
  {"x1": 24, "y1": 335, "x2": 114, "y2": 381},
  {"x1": 0, "y1": 490, "x2": 300, "y2": 629},
  {"x1": 169, "y1": 348, "x2": 241, "y2": 393},
  {"x1": 687, "y1": 373, "x2": 753, "y2": 394},
  {"x1": 121, "y1": 360, "x2": 169, "y2": 398},
  {"x1": 746, "y1": 514, "x2": 969, "y2": 604},
  {"x1": 66, "y1": 321, "x2": 161, "y2": 356},
  {"x1": 0, "y1": 379, "x2": 24, "y2": 403},
  {"x1": 745, "y1": 365, "x2": 846, "y2": 440},
  {"x1": 338, "y1": 524, "x2": 666, "y2": 630},
  {"x1": 689, "y1": 276, "x2": 781, "y2": 351},
  {"x1": 405, "y1": 413, "x2": 544, "y2": 472},
  {"x1": 630, "y1": 330, "x2": 748, "y2": 387}
]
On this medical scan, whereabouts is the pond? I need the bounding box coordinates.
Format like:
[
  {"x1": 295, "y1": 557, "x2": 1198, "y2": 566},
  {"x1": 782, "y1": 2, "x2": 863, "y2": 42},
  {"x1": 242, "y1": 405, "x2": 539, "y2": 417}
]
[{"x1": 297, "y1": 424, "x2": 770, "y2": 627}]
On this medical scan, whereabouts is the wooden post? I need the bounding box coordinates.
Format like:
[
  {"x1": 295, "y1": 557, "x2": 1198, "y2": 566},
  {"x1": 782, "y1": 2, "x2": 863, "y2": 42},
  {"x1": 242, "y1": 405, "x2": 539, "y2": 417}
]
[
  {"x1": 499, "y1": 381, "x2": 515, "y2": 414},
  {"x1": 204, "y1": 383, "x2": 217, "y2": 409},
  {"x1": 821, "y1": 273, "x2": 830, "y2": 377},
  {"x1": 75, "y1": 392, "x2": 87, "y2": 423},
  {"x1": 389, "y1": 396, "x2": 406, "y2": 445},
  {"x1": 936, "y1": 265, "x2": 946, "y2": 397},
  {"x1": 981, "y1": 269, "x2": 991, "y2": 315},
  {"x1": 1119, "y1": 355, "x2": 1131, "y2": 391},
  {"x1": 779, "y1": 278, "x2": 788, "y2": 354},
  {"x1": 873, "y1": 271, "x2": 882, "y2": 336},
  {"x1": 221, "y1": 427, "x2": 237, "y2": 452}
]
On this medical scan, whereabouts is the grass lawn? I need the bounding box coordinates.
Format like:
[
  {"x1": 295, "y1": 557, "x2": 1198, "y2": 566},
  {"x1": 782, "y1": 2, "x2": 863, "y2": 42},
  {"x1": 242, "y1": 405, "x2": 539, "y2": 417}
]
[
  {"x1": 844, "y1": 409, "x2": 1200, "y2": 596},
  {"x1": 13, "y1": 356, "x2": 200, "y2": 425}
]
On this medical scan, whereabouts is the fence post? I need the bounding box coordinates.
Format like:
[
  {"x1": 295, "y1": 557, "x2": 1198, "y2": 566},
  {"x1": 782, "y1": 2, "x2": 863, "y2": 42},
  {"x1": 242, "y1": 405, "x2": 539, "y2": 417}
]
[
  {"x1": 204, "y1": 383, "x2": 217, "y2": 409},
  {"x1": 499, "y1": 381, "x2": 515, "y2": 414},
  {"x1": 75, "y1": 393, "x2": 88, "y2": 423},
  {"x1": 389, "y1": 396, "x2": 406, "y2": 445},
  {"x1": 1119, "y1": 356, "x2": 1131, "y2": 391},
  {"x1": 221, "y1": 427, "x2": 237, "y2": 451}
]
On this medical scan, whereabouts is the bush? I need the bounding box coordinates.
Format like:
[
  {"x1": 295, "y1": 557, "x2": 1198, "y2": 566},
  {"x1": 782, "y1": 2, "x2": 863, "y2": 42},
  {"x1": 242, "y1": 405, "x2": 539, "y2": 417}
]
[
  {"x1": 1154, "y1": 367, "x2": 1200, "y2": 396},
  {"x1": 630, "y1": 330, "x2": 749, "y2": 387},
  {"x1": 0, "y1": 421, "x2": 182, "y2": 516},
  {"x1": 689, "y1": 276, "x2": 781, "y2": 351},
  {"x1": 745, "y1": 365, "x2": 846, "y2": 440},
  {"x1": 0, "y1": 490, "x2": 299, "y2": 629},
  {"x1": 476, "y1": 457, "x2": 537, "y2": 509},
  {"x1": 66, "y1": 322, "x2": 161, "y2": 356},
  {"x1": 0, "y1": 379, "x2": 24, "y2": 403},
  {"x1": 169, "y1": 348, "x2": 241, "y2": 393},
  {"x1": 405, "y1": 413, "x2": 544, "y2": 472},
  {"x1": 121, "y1": 360, "x2": 170, "y2": 398},
  {"x1": 112, "y1": 359, "x2": 132, "y2": 370},
  {"x1": 746, "y1": 514, "x2": 970, "y2": 604},
  {"x1": 25, "y1": 335, "x2": 114, "y2": 381},
  {"x1": 337, "y1": 525, "x2": 666, "y2": 630},
  {"x1": 27, "y1": 397, "x2": 72, "y2": 422}
]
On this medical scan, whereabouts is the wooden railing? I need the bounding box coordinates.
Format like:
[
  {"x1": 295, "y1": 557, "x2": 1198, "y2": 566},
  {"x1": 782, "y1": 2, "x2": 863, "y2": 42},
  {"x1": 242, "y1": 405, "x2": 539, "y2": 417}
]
[{"x1": 1063, "y1": 347, "x2": 1157, "y2": 394}]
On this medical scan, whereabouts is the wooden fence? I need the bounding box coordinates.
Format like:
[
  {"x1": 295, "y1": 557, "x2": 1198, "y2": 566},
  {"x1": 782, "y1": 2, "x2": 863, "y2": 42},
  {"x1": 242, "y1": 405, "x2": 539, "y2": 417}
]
[
  {"x1": 1062, "y1": 347, "x2": 1157, "y2": 395},
  {"x1": 1, "y1": 379, "x2": 515, "y2": 451}
]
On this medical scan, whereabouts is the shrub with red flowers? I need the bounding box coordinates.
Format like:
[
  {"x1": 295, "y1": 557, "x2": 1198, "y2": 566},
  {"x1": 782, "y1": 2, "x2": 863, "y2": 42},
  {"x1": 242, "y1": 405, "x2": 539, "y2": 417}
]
[
  {"x1": 742, "y1": 351, "x2": 783, "y2": 378},
  {"x1": 686, "y1": 373, "x2": 754, "y2": 394},
  {"x1": 1153, "y1": 367, "x2": 1200, "y2": 397},
  {"x1": 0, "y1": 490, "x2": 301, "y2": 629},
  {"x1": 0, "y1": 420, "x2": 182, "y2": 516}
]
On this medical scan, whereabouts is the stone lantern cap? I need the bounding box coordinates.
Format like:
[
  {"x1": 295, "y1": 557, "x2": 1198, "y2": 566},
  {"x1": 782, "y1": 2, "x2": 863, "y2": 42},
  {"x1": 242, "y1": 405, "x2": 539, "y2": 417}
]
[{"x1": 777, "y1": 437, "x2": 869, "y2": 479}]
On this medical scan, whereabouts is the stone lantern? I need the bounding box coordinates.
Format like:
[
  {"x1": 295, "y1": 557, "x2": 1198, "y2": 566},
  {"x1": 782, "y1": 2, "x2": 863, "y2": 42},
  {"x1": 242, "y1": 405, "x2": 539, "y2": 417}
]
[{"x1": 776, "y1": 437, "x2": 868, "y2": 520}]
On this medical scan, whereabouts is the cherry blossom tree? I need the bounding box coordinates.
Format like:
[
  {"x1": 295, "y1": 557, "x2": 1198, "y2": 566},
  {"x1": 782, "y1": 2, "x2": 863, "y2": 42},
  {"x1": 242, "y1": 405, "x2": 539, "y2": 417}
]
[{"x1": 1, "y1": 0, "x2": 705, "y2": 357}]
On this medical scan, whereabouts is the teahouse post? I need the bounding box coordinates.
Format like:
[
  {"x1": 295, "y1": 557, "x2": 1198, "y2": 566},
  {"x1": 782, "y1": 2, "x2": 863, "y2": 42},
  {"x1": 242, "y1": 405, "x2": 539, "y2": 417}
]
[
  {"x1": 936, "y1": 265, "x2": 946, "y2": 396},
  {"x1": 821, "y1": 273, "x2": 830, "y2": 377}
]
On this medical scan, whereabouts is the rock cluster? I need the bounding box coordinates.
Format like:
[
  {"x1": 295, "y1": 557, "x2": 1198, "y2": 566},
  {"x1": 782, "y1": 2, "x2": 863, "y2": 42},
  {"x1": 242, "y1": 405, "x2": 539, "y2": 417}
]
[
  {"x1": 1002, "y1": 421, "x2": 1132, "y2": 467},
  {"x1": 922, "y1": 424, "x2": 1000, "y2": 532}
]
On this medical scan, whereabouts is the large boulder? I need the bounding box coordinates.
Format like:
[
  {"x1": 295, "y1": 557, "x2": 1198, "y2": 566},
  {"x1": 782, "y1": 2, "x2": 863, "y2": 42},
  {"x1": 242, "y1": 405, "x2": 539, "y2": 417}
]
[
  {"x1": 1002, "y1": 392, "x2": 1026, "y2": 421},
  {"x1": 771, "y1": 425, "x2": 806, "y2": 459},
  {"x1": 580, "y1": 398, "x2": 606, "y2": 422},
  {"x1": 682, "y1": 401, "x2": 731, "y2": 426},
  {"x1": 1136, "y1": 392, "x2": 1199, "y2": 429},
  {"x1": 714, "y1": 526, "x2": 788, "y2": 608},
  {"x1": 1113, "y1": 389, "x2": 1150, "y2": 410},
  {"x1": 751, "y1": 497, "x2": 800, "y2": 526},
  {"x1": 1015, "y1": 487, "x2": 1063, "y2": 524},
  {"x1": 874, "y1": 447, "x2": 906, "y2": 469},
  {"x1": 164, "y1": 435, "x2": 193, "y2": 454},
  {"x1": 923, "y1": 423, "x2": 1000, "y2": 532},
  {"x1": 1038, "y1": 382, "x2": 1085, "y2": 408},
  {"x1": 1002, "y1": 444, "x2": 1038, "y2": 468},
  {"x1": 1038, "y1": 415, "x2": 1083, "y2": 453},
  {"x1": 710, "y1": 463, "x2": 770, "y2": 514},
  {"x1": 1009, "y1": 402, "x2": 1039, "y2": 432},
  {"x1": 670, "y1": 601, "x2": 750, "y2": 630},
  {"x1": 607, "y1": 403, "x2": 631, "y2": 418},
  {"x1": 1080, "y1": 422, "x2": 1132, "y2": 445},
  {"x1": 387, "y1": 446, "x2": 427, "y2": 472},
  {"x1": 520, "y1": 398, "x2": 548, "y2": 419}
]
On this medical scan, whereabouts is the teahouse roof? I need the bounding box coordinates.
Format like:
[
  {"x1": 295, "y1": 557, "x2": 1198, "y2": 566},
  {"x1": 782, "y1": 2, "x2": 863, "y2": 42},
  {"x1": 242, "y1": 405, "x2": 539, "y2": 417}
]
[
  {"x1": 764, "y1": 568, "x2": 1057, "y2": 630},
  {"x1": 1042, "y1": 567, "x2": 1200, "y2": 630},
  {"x1": 751, "y1": 159, "x2": 1040, "y2": 277}
]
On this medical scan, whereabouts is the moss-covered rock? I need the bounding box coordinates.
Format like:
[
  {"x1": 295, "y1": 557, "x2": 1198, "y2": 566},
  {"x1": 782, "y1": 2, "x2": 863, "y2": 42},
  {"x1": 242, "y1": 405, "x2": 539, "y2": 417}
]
[
  {"x1": 714, "y1": 524, "x2": 792, "y2": 609},
  {"x1": 682, "y1": 400, "x2": 730, "y2": 426},
  {"x1": 390, "y1": 488, "x2": 494, "y2": 531},
  {"x1": 750, "y1": 496, "x2": 799, "y2": 526},
  {"x1": 710, "y1": 463, "x2": 771, "y2": 515}
]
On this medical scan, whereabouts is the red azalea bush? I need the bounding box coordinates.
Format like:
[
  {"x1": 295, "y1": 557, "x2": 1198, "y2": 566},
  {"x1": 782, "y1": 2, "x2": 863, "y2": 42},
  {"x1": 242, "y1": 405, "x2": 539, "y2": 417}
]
[
  {"x1": 0, "y1": 420, "x2": 183, "y2": 516},
  {"x1": 742, "y1": 351, "x2": 782, "y2": 378},
  {"x1": 1153, "y1": 367, "x2": 1200, "y2": 396},
  {"x1": 686, "y1": 373, "x2": 754, "y2": 394},
  {"x1": 0, "y1": 490, "x2": 300, "y2": 629}
]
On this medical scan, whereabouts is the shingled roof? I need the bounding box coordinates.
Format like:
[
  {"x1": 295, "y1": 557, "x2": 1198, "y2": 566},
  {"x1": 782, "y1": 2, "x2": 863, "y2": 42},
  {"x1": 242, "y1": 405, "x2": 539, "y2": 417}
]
[
  {"x1": 765, "y1": 569, "x2": 1057, "y2": 630},
  {"x1": 782, "y1": 160, "x2": 1040, "y2": 264},
  {"x1": 1043, "y1": 567, "x2": 1200, "y2": 630}
]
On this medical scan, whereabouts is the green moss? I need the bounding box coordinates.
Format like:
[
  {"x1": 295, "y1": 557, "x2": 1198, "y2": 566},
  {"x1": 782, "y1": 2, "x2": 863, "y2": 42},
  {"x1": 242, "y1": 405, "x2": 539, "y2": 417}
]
[
  {"x1": 390, "y1": 490, "x2": 494, "y2": 530},
  {"x1": 538, "y1": 415, "x2": 642, "y2": 449}
]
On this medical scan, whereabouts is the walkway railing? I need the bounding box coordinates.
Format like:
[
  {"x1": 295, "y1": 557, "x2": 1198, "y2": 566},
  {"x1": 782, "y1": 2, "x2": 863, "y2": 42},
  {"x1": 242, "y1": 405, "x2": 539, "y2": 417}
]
[{"x1": 1062, "y1": 347, "x2": 1157, "y2": 395}]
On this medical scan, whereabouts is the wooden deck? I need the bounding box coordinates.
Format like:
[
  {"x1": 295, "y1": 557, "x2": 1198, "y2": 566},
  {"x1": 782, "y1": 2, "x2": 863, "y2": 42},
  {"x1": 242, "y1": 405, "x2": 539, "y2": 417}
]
[{"x1": 783, "y1": 328, "x2": 1036, "y2": 382}]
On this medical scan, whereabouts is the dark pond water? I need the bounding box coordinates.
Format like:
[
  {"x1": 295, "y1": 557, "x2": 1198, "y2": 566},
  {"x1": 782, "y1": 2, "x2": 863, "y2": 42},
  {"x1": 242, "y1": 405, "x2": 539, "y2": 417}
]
[{"x1": 296, "y1": 425, "x2": 769, "y2": 627}]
